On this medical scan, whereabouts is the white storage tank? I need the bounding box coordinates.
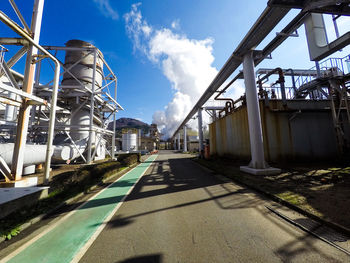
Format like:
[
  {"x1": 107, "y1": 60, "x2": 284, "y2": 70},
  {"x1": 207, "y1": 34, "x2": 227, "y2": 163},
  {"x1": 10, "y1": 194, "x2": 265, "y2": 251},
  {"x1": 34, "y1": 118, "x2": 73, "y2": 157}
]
[{"x1": 122, "y1": 129, "x2": 137, "y2": 151}]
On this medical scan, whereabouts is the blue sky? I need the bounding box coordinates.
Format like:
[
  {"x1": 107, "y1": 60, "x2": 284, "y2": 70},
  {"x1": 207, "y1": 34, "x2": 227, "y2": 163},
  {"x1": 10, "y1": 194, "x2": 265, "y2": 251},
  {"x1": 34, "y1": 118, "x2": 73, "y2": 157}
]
[{"x1": 1, "y1": 1, "x2": 350, "y2": 137}]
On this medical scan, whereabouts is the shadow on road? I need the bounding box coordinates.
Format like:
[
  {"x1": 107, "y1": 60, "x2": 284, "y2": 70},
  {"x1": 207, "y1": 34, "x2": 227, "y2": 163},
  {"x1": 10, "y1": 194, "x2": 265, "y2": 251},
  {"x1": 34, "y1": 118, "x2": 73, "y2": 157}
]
[
  {"x1": 115, "y1": 254, "x2": 162, "y2": 263},
  {"x1": 105, "y1": 151, "x2": 350, "y2": 262},
  {"x1": 45, "y1": 151, "x2": 348, "y2": 262}
]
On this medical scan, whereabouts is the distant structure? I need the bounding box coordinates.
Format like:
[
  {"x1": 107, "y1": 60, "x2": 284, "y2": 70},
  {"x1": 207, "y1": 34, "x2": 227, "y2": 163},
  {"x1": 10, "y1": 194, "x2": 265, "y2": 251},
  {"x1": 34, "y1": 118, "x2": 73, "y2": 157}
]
[
  {"x1": 122, "y1": 128, "x2": 138, "y2": 152},
  {"x1": 140, "y1": 123, "x2": 159, "y2": 151},
  {"x1": 119, "y1": 124, "x2": 160, "y2": 152}
]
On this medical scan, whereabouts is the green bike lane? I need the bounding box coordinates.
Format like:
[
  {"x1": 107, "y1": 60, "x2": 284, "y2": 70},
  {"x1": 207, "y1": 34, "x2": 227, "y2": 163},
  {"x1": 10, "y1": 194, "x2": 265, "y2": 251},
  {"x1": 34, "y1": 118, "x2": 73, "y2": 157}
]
[{"x1": 1, "y1": 155, "x2": 158, "y2": 263}]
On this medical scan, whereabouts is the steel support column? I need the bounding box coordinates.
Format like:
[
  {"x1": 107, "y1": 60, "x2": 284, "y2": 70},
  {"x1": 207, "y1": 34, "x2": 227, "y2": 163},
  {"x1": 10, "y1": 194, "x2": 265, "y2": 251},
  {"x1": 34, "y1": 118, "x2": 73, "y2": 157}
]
[
  {"x1": 183, "y1": 126, "x2": 187, "y2": 152},
  {"x1": 111, "y1": 78, "x2": 117, "y2": 160},
  {"x1": 87, "y1": 49, "x2": 97, "y2": 164},
  {"x1": 243, "y1": 51, "x2": 266, "y2": 169},
  {"x1": 240, "y1": 51, "x2": 280, "y2": 175},
  {"x1": 198, "y1": 108, "x2": 203, "y2": 156},
  {"x1": 177, "y1": 133, "x2": 181, "y2": 151},
  {"x1": 43, "y1": 62, "x2": 60, "y2": 184},
  {"x1": 11, "y1": 0, "x2": 44, "y2": 179}
]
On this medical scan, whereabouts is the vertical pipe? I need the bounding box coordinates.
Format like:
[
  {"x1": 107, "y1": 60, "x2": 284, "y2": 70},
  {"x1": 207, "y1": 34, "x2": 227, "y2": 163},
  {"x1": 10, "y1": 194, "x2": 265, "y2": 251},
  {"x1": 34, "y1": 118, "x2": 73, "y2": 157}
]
[
  {"x1": 332, "y1": 15, "x2": 341, "y2": 51},
  {"x1": 183, "y1": 125, "x2": 187, "y2": 152},
  {"x1": 30, "y1": 51, "x2": 42, "y2": 128},
  {"x1": 211, "y1": 110, "x2": 216, "y2": 122},
  {"x1": 197, "y1": 108, "x2": 203, "y2": 155},
  {"x1": 87, "y1": 49, "x2": 97, "y2": 164},
  {"x1": 11, "y1": 0, "x2": 44, "y2": 180},
  {"x1": 43, "y1": 63, "x2": 60, "y2": 184},
  {"x1": 177, "y1": 133, "x2": 181, "y2": 151},
  {"x1": 111, "y1": 78, "x2": 117, "y2": 160},
  {"x1": 280, "y1": 81, "x2": 287, "y2": 105},
  {"x1": 5, "y1": 92, "x2": 16, "y2": 122},
  {"x1": 315, "y1": 61, "x2": 321, "y2": 78},
  {"x1": 243, "y1": 51, "x2": 266, "y2": 169}
]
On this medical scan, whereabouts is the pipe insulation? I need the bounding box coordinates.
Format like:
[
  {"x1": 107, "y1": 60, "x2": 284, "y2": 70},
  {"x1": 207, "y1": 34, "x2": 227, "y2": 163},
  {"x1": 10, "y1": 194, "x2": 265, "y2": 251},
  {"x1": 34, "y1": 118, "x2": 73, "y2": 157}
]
[
  {"x1": 53, "y1": 139, "x2": 87, "y2": 162},
  {"x1": 0, "y1": 143, "x2": 50, "y2": 166}
]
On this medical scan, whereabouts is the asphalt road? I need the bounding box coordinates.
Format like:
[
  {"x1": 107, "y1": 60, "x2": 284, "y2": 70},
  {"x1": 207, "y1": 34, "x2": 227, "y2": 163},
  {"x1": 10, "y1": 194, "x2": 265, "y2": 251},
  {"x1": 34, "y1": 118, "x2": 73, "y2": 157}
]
[{"x1": 79, "y1": 151, "x2": 349, "y2": 263}]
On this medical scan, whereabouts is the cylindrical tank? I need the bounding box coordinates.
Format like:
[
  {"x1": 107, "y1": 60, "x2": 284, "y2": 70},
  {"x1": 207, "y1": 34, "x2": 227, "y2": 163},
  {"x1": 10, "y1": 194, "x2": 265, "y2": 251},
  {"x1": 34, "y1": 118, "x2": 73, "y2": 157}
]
[
  {"x1": 122, "y1": 129, "x2": 137, "y2": 151},
  {"x1": 5, "y1": 91, "x2": 17, "y2": 122},
  {"x1": 69, "y1": 108, "x2": 90, "y2": 141},
  {"x1": 61, "y1": 39, "x2": 104, "y2": 96},
  {"x1": 53, "y1": 40, "x2": 105, "y2": 162}
]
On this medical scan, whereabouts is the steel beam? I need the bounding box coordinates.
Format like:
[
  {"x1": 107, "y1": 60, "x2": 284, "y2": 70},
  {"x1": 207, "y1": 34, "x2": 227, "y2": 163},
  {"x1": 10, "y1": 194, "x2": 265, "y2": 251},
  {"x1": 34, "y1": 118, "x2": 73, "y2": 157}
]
[
  {"x1": 9, "y1": 0, "x2": 30, "y2": 32},
  {"x1": 268, "y1": 0, "x2": 350, "y2": 16},
  {"x1": 10, "y1": 0, "x2": 44, "y2": 179},
  {"x1": 111, "y1": 79, "x2": 117, "y2": 160},
  {"x1": 256, "y1": 68, "x2": 321, "y2": 76},
  {"x1": 87, "y1": 50, "x2": 97, "y2": 164}
]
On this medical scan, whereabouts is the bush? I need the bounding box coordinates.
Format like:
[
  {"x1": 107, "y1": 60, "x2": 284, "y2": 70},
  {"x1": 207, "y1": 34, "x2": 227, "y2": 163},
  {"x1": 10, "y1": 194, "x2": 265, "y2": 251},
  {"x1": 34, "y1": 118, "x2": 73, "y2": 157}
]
[
  {"x1": 117, "y1": 153, "x2": 140, "y2": 166},
  {"x1": 0, "y1": 160, "x2": 125, "y2": 240}
]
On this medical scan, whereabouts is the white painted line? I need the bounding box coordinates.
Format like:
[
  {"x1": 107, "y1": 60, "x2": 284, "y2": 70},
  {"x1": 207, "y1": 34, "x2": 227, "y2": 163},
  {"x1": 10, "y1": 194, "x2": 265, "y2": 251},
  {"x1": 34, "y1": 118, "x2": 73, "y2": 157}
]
[
  {"x1": 71, "y1": 155, "x2": 158, "y2": 263},
  {"x1": 0, "y1": 155, "x2": 157, "y2": 263}
]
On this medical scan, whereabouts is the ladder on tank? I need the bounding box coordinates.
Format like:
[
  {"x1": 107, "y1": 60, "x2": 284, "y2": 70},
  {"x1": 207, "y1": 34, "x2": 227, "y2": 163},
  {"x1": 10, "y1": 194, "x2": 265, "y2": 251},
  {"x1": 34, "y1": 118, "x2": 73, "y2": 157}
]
[{"x1": 328, "y1": 77, "x2": 350, "y2": 154}]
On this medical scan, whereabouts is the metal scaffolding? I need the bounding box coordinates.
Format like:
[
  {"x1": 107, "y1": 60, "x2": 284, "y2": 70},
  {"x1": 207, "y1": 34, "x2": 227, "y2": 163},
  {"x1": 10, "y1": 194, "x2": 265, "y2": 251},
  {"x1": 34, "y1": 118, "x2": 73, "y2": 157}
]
[{"x1": 0, "y1": 0, "x2": 123, "y2": 184}]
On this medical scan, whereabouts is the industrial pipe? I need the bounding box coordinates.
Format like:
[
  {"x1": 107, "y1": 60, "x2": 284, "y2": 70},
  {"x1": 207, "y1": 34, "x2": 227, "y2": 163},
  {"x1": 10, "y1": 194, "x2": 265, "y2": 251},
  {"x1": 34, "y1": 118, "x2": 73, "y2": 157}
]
[
  {"x1": 256, "y1": 67, "x2": 287, "y2": 104},
  {"x1": 0, "y1": 2, "x2": 61, "y2": 183}
]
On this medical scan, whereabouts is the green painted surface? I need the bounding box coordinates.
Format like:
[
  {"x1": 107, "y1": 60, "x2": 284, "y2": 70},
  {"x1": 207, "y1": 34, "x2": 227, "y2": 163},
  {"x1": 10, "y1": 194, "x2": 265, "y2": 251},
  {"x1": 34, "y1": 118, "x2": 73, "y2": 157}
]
[{"x1": 7, "y1": 155, "x2": 158, "y2": 263}]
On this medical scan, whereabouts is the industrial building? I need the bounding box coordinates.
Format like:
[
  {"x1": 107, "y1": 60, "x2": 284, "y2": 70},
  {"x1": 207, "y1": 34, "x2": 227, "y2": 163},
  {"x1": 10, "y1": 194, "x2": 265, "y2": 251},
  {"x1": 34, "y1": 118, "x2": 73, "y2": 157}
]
[
  {"x1": 119, "y1": 124, "x2": 160, "y2": 153},
  {"x1": 172, "y1": 1, "x2": 350, "y2": 175}
]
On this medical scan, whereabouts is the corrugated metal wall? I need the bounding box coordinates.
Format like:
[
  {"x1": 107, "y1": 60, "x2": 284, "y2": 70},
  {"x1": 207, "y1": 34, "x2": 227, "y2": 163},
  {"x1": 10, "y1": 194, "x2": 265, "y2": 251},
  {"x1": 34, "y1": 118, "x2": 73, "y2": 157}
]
[{"x1": 209, "y1": 100, "x2": 349, "y2": 161}]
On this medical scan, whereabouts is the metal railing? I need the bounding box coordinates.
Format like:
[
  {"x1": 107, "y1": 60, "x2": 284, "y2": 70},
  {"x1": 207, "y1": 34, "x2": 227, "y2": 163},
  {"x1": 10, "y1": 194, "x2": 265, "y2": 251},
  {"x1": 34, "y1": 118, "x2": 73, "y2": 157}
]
[{"x1": 295, "y1": 54, "x2": 350, "y2": 90}]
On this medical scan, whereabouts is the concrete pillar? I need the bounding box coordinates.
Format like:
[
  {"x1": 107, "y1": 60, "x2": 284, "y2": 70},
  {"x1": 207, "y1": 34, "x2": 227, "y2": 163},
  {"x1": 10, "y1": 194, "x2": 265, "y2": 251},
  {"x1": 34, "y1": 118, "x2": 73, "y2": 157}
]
[
  {"x1": 240, "y1": 51, "x2": 280, "y2": 175},
  {"x1": 183, "y1": 126, "x2": 187, "y2": 152},
  {"x1": 198, "y1": 108, "x2": 203, "y2": 154},
  {"x1": 177, "y1": 133, "x2": 181, "y2": 150}
]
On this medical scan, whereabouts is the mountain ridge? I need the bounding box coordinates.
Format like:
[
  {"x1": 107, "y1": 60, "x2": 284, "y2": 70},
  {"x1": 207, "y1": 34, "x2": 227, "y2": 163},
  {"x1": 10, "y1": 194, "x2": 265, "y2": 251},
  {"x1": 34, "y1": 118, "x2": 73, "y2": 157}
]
[{"x1": 108, "y1": 117, "x2": 151, "y2": 136}]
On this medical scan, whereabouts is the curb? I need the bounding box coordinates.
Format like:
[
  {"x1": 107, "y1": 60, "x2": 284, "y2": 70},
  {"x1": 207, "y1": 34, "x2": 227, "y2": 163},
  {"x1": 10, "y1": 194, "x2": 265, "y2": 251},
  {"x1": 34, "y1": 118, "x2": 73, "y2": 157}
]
[
  {"x1": 193, "y1": 159, "x2": 350, "y2": 237},
  {"x1": 0, "y1": 162, "x2": 140, "y2": 244}
]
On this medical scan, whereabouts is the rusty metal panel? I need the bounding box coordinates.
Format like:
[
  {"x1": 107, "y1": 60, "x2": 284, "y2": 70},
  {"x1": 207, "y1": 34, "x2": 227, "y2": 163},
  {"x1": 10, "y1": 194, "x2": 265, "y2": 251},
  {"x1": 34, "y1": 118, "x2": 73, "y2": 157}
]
[{"x1": 210, "y1": 100, "x2": 343, "y2": 162}]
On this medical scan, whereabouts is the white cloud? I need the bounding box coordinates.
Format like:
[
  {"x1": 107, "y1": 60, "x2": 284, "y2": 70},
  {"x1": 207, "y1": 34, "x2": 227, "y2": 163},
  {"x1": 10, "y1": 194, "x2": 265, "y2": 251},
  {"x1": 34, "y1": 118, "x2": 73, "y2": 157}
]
[
  {"x1": 93, "y1": 0, "x2": 118, "y2": 20},
  {"x1": 171, "y1": 19, "x2": 180, "y2": 30},
  {"x1": 124, "y1": 3, "x2": 151, "y2": 53},
  {"x1": 124, "y1": 3, "x2": 243, "y2": 138}
]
